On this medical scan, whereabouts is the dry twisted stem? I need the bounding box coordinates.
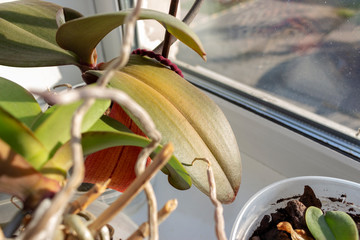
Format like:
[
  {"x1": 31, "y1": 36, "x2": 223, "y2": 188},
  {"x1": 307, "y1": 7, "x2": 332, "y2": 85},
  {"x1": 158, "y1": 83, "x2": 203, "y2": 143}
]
[
  {"x1": 87, "y1": 143, "x2": 174, "y2": 235},
  {"x1": 37, "y1": 87, "x2": 161, "y2": 142},
  {"x1": 39, "y1": 86, "x2": 162, "y2": 239},
  {"x1": 185, "y1": 158, "x2": 227, "y2": 240},
  {"x1": 21, "y1": 1, "x2": 143, "y2": 239},
  {"x1": 30, "y1": 86, "x2": 162, "y2": 238},
  {"x1": 134, "y1": 140, "x2": 160, "y2": 240},
  {"x1": 68, "y1": 180, "x2": 111, "y2": 215},
  {"x1": 127, "y1": 199, "x2": 178, "y2": 240}
]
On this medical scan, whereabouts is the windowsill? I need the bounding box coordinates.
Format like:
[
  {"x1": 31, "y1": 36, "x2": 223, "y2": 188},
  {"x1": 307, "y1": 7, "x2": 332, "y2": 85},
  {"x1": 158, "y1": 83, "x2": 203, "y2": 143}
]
[
  {"x1": 129, "y1": 92, "x2": 360, "y2": 239},
  {"x1": 2, "y1": 2, "x2": 359, "y2": 238},
  {"x1": 130, "y1": 152, "x2": 285, "y2": 240}
]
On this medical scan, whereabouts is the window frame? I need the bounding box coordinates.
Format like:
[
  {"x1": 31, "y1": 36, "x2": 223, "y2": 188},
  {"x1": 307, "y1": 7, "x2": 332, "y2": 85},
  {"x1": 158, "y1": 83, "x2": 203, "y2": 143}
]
[
  {"x1": 176, "y1": 61, "x2": 360, "y2": 161},
  {"x1": 124, "y1": 0, "x2": 360, "y2": 162}
]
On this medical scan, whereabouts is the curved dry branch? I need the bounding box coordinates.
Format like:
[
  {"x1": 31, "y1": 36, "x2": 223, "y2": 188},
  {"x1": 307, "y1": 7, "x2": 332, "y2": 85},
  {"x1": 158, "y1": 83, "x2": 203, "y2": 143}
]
[
  {"x1": 87, "y1": 143, "x2": 174, "y2": 235},
  {"x1": 184, "y1": 158, "x2": 227, "y2": 240},
  {"x1": 21, "y1": 1, "x2": 143, "y2": 239},
  {"x1": 127, "y1": 199, "x2": 178, "y2": 240}
]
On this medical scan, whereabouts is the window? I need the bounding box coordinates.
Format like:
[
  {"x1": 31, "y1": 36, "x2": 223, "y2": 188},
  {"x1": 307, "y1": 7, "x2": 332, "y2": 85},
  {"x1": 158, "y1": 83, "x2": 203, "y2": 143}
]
[
  {"x1": 138, "y1": 0, "x2": 360, "y2": 159},
  {"x1": 133, "y1": 3, "x2": 360, "y2": 237},
  {"x1": 1, "y1": 1, "x2": 359, "y2": 239}
]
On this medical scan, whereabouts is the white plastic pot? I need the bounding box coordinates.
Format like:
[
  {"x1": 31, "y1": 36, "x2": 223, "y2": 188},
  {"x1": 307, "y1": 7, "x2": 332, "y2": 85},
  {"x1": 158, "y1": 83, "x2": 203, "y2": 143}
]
[
  {"x1": 230, "y1": 176, "x2": 360, "y2": 240},
  {"x1": 0, "y1": 194, "x2": 138, "y2": 239}
]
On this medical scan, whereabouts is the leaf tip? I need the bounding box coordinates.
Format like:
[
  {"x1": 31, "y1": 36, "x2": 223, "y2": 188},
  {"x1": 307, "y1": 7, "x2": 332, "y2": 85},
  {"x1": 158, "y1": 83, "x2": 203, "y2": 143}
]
[{"x1": 202, "y1": 53, "x2": 207, "y2": 62}]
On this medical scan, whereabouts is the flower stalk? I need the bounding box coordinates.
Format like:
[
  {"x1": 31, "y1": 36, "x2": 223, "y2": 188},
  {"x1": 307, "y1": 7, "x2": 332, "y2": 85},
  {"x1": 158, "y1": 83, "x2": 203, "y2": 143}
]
[{"x1": 154, "y1": 0, "x2": 205, "y2": 55}]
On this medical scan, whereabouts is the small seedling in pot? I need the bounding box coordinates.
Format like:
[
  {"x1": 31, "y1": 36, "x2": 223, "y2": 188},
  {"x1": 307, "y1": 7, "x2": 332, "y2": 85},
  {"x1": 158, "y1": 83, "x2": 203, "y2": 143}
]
[{"x1": 305, "y1": 206, "x2": 359, "y2": 240}]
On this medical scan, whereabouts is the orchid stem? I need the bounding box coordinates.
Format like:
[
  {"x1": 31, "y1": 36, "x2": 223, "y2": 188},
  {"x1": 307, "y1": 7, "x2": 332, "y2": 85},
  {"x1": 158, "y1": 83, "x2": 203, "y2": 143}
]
[
  {"x1": 154, "y1": 0, "x2": 204, "y2": 54},
  {"x1": 162, "y1": 0, "x2": 179, "y2": 58}
]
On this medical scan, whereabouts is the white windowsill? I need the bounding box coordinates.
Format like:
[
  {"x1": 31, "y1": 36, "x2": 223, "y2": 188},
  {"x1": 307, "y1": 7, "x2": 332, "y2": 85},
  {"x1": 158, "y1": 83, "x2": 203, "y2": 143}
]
[{"x1": 129, "y1": 92, "x2": 360, "y2": 240}]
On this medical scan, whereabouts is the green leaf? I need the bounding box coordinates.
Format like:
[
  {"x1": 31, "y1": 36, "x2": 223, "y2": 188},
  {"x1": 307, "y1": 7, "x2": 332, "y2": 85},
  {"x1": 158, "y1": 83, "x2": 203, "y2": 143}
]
[
  {"x1": 0, "y1": 106, "x2": 48, "y2": 169},
  {"x1": 306, "y1": 206, "x2": 359, "y2": 240},
  {"x1": 56, "y1": 8, "x2": 206, "y2": 65},
  {"x1": 32, "y1": 99, "x2": 111, "y2": 156},
  {"x1": 306, "y1": 206, "x2": 335, "y2": 240},
  {"x1": 41, "y1": 116, "x2": 191, "y2": 190},
  {"x1": 0, "y1": 0, "x2": 78, "y2": 67},
  {"x1": 0, "y1": 77, "x2": 42, "y2": 128},
  {"x1": 88, "y1": 115, "x2": 131, "y2": 133},
  {"x1": 87, "y1": 55, "x2": 242, "y2": 203},
  {"x1": 325, "y1": 211, "x2": 359, "y2": 240}
]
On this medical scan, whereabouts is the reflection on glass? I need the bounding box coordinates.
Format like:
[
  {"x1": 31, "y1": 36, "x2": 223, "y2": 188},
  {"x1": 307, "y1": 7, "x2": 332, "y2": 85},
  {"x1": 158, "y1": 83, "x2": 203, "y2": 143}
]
[{"x1": 177, "y1": 0, "x2": 360, "y2": 130}]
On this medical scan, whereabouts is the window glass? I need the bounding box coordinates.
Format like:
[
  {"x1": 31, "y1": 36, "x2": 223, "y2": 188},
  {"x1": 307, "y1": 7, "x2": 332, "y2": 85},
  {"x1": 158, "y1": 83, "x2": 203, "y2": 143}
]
[{"x1": 174, "y1": 0, "x2": 360, "y2": 133}]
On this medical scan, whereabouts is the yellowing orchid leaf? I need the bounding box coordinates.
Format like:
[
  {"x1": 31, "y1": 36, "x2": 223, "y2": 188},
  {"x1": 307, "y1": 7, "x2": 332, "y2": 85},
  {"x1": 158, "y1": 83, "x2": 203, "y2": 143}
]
[
  {"x1": 0, "y1": 1, "x2": 78, "y2": 67},
  {"x1": 87, "y1": 55, "x2": 242, "y2": 203},
  {"x1": 0, "y1": 77, "x2": 42, "y2": 128},
  {"x1": 56, "y1": 8, "x2": 206, "y2": 65}
]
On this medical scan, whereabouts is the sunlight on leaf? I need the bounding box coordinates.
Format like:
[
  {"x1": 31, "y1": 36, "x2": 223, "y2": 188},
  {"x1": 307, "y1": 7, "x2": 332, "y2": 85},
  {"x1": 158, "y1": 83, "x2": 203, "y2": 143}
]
[
  {"x1": 324, "y1": 210, "x2": 359, "y2": 240},
  {"x1": 56, "y1": 8, "x2": 206, "y2": 65},
  {"x1": 0, "y1": 106, "x2": 48, "y2": 170},
  {"x1": 0, "y1": 1, "x2": 78, "y2": 67},
  {"x1": 0, "y1": 77, "x2": 42, "y2": 128},
  {"x1": 86, "y1": 55, "x2": 242, "y2": 203},
  {"x1": 32, "y1": 99, "x2": 110, "y2": 156}
]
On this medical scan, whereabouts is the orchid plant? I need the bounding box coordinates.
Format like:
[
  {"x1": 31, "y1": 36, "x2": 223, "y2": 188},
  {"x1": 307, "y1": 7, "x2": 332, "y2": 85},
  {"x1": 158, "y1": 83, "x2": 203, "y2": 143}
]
[{"x1": 0, "y1": 0, "x2": 242, "y2": 239}]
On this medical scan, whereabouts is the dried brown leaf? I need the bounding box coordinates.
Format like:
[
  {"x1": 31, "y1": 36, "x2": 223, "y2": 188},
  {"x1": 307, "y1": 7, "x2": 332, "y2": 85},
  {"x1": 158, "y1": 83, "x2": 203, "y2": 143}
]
[{"x1": 277, "y1": 222, "x2": 314, "y2": 240}]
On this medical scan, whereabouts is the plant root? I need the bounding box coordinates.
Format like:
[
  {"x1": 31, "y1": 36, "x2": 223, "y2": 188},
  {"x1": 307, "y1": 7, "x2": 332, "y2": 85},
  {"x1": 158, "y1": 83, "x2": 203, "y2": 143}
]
[
  {"x1": 68, "y1": 180, "x2": 111, "y2": 214},
  {"x1": 127, "y1": 199, "x2": 178, "y2": 240},
  {"x1": 184, "y1": 158, "x2": 227, "y2": 240},
  {"x1": 87, "y1": 143, "x2": 174, "y2": 236}
]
